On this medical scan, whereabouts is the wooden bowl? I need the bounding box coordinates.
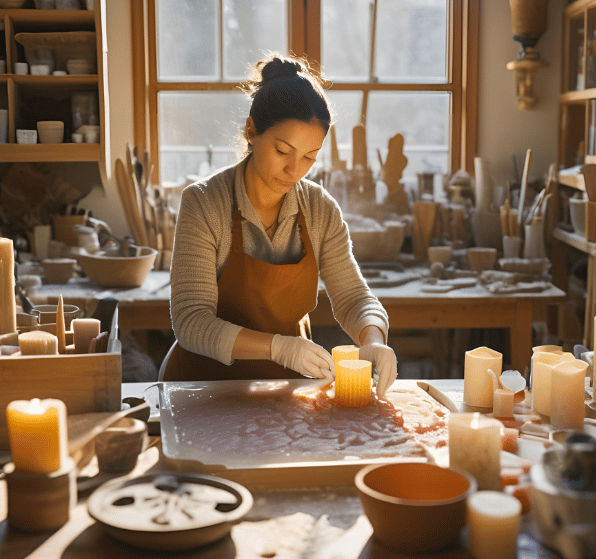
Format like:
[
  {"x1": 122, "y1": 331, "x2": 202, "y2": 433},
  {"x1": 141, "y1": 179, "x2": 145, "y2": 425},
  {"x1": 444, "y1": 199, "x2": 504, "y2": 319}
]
[
  {"x1": 467, "y1": 247, "x2": 497, "y2": 272},
  {"x1": 37, "y1": 120, "x2": 64, "y2": 144},
  {"x1": 355, "y1": 461, "x2": 476, "y2": 553},
  {"x1": 95, "y1": 417, "x2": 147, "y2": 474},
  {"x1": 77, "y1": 247, "x2": 157, "y2": 288}
]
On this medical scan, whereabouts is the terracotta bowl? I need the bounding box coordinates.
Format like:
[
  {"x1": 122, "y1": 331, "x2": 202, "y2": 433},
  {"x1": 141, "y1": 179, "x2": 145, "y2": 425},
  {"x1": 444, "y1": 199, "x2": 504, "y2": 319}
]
[
  {"x1": 355, "y1": 461, "x2": 476, "y2": 553},
  {"x1": 77, "y1": 247, "x2": 157, "y2": 288},
  {"x1": 467, "y1": 247, "x2": 497, "y2": 272},
  {"x1": 37, "y1": 120, "x2": 64, "y2": 144}
]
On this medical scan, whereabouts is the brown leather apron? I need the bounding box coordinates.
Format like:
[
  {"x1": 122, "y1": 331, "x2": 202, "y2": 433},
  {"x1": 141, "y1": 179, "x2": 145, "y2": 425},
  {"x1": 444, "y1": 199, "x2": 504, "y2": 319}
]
[{"x1": 162, "y1": 196, "x2": 319, "y2": 381}]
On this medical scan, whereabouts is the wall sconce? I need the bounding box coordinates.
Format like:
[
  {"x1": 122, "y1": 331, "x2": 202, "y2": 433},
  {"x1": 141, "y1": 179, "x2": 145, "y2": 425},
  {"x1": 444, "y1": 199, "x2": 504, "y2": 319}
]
[{"x1": 506, "y1": 0, "x2": 548, "y2": 110}]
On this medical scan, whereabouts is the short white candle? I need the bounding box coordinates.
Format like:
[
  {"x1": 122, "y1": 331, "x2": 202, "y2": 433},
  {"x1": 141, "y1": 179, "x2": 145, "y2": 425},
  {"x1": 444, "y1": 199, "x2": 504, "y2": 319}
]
[
  {"x1": 464, "y1": 347, "x2": 502, "y2": 408},
  {"x1": 493, "y1": 388, "x2": 514, "y2": 418},
  {"x1": 18, "y1": 331, "x2": 58, "y2": 355},
  {"x1": 551, "y1": 358, "x2": 588, "y2": 430},
  {"x1": 531, "y1": 351, "x2": 574, "y2": 416},
  {"x1": 72, "y1": 318, "x2": 101, "y2": 354},
  {"x1": 467, "y1": 491, "x2": 521, "y2": 559},
  {"x1": 0, "y1": 237, "x2": 17, "y2": 335},
  {"x1": 449, "y1": 413, "x2": 502, "y2": 490}
]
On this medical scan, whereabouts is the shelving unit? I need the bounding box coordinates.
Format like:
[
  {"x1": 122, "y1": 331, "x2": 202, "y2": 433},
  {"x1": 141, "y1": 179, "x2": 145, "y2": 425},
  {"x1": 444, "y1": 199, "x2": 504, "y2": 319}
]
[{"x1": 0, "y1": 2, "x2": 109, "y2": 172}]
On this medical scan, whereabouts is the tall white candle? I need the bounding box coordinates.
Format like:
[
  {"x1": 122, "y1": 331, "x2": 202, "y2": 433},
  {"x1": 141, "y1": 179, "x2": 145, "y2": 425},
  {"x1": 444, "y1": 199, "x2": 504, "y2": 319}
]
[
  {"x1": 464, "y1": 347, "x2": 502, "y2": 408},
  {"x1": 0, "y1": 237, "x2": 17, "y2": 335},
  {"x1": 72, "y1": 318, "x2": 101, "y2": 354},
  {"x1": 448, "y1": 412, "x2": 502, "y2": 490},
  {"x1": 532, "y1": 351, "x2": 574, "y2": 416},
  {"x1": 551, "y1": 358, "x2": 588, "y2": 430},
  {"x1": 467, "y1": 491, "x2": 521, "y2": 559}
]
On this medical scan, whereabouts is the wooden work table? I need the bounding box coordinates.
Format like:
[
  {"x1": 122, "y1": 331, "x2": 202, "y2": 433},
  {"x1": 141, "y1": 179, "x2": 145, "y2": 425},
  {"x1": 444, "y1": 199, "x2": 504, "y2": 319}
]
[
  {"x1": 0, "y1": 380, "x2": 565, "y2": 558},
  {"x1": 30, "y1": 269, "x2": 566, "y2": 373}
]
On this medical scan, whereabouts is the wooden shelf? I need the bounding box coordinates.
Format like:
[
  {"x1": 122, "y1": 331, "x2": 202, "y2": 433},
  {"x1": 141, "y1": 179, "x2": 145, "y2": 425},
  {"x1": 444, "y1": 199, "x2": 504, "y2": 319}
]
[
  {"x1": 558, "y1": 172, "x2": 586, "y2": 189},
  {"x1": 0, "y1": 143, "x2": 100, "y2": 163},
  {"x1": 553, "y1": 225, "x2": 596, "y2": 256},
  {"x1": 1, "y1": 9, "x2": 94, "y2": 29}
]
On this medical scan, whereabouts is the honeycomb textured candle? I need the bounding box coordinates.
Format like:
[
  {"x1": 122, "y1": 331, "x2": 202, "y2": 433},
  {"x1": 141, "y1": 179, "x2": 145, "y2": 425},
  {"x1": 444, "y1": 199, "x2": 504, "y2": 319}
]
[
  {"x1": 332, "y1": 345, "x2": 359, "y2": 370},
  {"x1": 0, "y1": 237, "x2": 17, "y2": 335},
  {"x1": 6, "y1": 398, "x2": 68, "y2": 474},
  {"x1": 335, "y1": 359, "x2": 372, "y2": 407}
]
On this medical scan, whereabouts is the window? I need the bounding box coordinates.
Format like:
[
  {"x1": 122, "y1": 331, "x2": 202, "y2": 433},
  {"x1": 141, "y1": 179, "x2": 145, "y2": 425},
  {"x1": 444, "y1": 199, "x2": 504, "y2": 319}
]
[{"x1": 133, "y1": 0, "x2": 478, "y2": 197}]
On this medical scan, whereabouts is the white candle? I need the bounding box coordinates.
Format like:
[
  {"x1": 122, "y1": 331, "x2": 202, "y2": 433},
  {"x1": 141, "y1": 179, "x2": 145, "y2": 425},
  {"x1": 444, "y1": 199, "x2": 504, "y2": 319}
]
[
  {"x1": 467, "y1": 491, "x2": 521, "y2": 559},
  {"x1": 0, "y1": 237, "x2": 17, "y2": 335},
  {"x1": 551, "y1": 358, "x2": 588, "y2": 430},
  {"x1": 464, "y1": 347, "x2": 502, "y2": 407},
  {"x1": 72, "y1": 318, "x2": 101, "y2": 354},
  {"x1": 6, "y1": 398, "x2": 68, "y2": 474},
  {"x1": 449, "y1": 412, "x2": 502, "y2": 490},
  {"x1": 493, "y1": 388, "x2": 514, "y2": 419},
  {"x1": 335, "y1": 359, "x2": 371, "y2": 407},
  {"x1": 531, "y1": 351, "x2": 574, "y2": 416},
  {"x1": 18, "y1": 331, "x2": 58, "y2": 355}
]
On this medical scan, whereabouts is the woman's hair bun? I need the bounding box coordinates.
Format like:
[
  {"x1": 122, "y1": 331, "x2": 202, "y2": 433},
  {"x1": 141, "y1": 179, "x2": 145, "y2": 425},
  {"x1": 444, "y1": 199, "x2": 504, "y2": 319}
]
[{"x1": 261, "y1": 57, "x2": 302, "y2": 82}]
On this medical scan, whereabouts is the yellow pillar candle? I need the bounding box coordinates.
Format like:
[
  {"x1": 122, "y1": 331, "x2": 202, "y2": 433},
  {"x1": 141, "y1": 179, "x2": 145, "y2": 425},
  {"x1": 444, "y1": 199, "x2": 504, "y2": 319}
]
[
  {"x1": 551, "y1": 358, "x2": 588, "y2": 430},
  {"x1": 448, "y1": 412, "x2": 502, "y2": 490},
  {"x1": 18, "y1": 331, "x2": 58, "y2": 355},
  {"x1": 335, "y1": 359, "x2": 372, "y2": 407},
  {"x1": 0, "y1": 237, "x2": 17, "y2": 335},
  {"x1": 464, "y1": 347, "x2": 502, "y2": 408},
  {"x1": 531, "y1": 351, "x2": 574, "y2": 416},
  {"x1": 332, "y1": 345, "x2": 359, "y2": 370},
  {"x1": 493, "y1": 388, "x2": 514, "y2": 418},
  {"x1": 6, "y1": 398, "x2": 68, "y2": 474},
  {"x1": 467, "y1": 491, "x2": 521, "y2": 559},
  {"x1": 72, "y1": 318, "x2": 101, "y2": 353}
]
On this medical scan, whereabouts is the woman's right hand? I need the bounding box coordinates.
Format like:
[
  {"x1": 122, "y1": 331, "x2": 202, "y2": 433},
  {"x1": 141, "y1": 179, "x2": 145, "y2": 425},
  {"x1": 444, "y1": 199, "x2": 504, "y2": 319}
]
[{"x1": 270, "y1": 334, "x2": 335, "y2": 379}]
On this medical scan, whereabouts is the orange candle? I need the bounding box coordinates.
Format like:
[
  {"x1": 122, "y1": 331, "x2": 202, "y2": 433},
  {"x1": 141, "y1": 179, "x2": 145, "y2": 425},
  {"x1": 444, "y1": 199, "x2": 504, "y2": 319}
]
[
  {"x1": 332, "y1": 345, "x2": 359, "y2": 370},
  {"x1": 0, "y1": 237, "x2": 17, "y2": 335},
  {"x1": 335, "y1": 359, "x2": 372, "y2": 407},
  {"x1": 6, "y1": 398, "x2": 68, "y2": 474}
]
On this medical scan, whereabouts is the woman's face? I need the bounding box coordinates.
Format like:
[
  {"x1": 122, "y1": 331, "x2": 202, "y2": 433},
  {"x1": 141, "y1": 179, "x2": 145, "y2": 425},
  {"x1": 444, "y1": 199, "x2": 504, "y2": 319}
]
[{"x1": 246, "y1": 117, "x2": 326, "y2": 197}]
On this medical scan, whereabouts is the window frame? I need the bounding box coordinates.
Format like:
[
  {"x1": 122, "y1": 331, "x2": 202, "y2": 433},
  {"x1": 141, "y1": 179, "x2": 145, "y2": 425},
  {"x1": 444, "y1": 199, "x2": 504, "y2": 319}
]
[{"x1": 132, "y1": 0, "x2": 478, "y2": 185}]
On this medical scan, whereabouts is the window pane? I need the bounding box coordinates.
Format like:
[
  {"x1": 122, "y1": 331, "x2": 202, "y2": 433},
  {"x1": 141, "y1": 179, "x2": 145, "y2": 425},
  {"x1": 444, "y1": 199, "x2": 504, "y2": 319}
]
[
  {"x1": 156, "y1": 0, "x2": 219, "y2": 81},
  {"x1": 223, "y1": 0, "x2": 287, "y2": 80},
  {"x1": 158, "y1": 91, "x2": 251, "y2": 185},
  {"x1": 322, "y1": 0, "x2": 448, "y2": 83},
  {"x1": 326, "y1": 91, "x2": 450, "y2": 190}
]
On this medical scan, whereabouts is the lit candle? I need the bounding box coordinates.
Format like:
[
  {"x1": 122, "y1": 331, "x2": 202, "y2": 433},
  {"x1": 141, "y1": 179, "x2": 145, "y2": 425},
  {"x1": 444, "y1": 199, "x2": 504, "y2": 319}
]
[
  {"x1": 18, "y1": 331, "x2": 58, "y2": 355},
  {"x1": 493, "y1": 388, "x2": 514, "y2": 419},
  {"x1": 448, "y1": 412, "x2": 502, "y2": 490},
  {"x1": 464, "y1": 347, "x2": 502, "y2": 408},
  {"x1": 0, "y1": 237, "x2": 17, "y2": 335},
  {"x1": 332, "y1": 345, "x2": 359, "y2": 370},
  {"x1": 335, "y1": 359, "x2": 371, "y2": 407},
  {"x1": 551, "y1": 358, "x2": 588, "y2": 430},
  {"x1": 467, "y1": 491, "x2": 521, "y2": 559},
  {"x1": 72, "y1": 318, "x2": 101, "y2": 353},
  {"x1": 6, "y1": 398, "x2": 68, "y2": 474},
  {"x1": 531, "y1": 351, "x2": 574, "y2": 416}
]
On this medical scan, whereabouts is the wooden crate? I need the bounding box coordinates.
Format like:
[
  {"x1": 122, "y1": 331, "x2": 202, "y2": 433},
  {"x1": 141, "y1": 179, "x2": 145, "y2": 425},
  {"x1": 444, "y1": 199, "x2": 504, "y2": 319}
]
[{"x1": 0, "y1": 305, "x2": 122, "y2": 450}]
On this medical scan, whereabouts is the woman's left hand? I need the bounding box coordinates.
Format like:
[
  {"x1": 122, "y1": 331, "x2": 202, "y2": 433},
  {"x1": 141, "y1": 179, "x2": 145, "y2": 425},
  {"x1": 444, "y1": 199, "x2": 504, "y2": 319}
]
[{"x1": 359, "y1": 343, "x2": 398, "y2": 398}]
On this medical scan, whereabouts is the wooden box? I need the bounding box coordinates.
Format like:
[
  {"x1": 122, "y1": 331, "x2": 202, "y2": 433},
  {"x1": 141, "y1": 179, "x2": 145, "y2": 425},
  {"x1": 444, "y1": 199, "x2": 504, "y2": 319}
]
[{"x1": 0, "y1": 305, "x2": 122, "y2": 450}]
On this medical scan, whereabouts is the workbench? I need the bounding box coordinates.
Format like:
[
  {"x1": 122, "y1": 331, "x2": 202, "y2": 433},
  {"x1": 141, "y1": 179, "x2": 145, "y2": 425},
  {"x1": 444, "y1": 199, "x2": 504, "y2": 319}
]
[
  {"x1": 0, "y1": 380, "x2": 563, "y2": 558},
  {"x1": 30, "y1": 270, "x2": 566, "y2": 374}
]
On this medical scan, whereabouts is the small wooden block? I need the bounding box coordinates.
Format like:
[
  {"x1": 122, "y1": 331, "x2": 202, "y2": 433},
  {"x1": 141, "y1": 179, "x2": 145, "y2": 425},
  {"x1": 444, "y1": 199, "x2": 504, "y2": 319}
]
[{"x1": 586, "y1": 201, "x2": 596, "y2": 242}]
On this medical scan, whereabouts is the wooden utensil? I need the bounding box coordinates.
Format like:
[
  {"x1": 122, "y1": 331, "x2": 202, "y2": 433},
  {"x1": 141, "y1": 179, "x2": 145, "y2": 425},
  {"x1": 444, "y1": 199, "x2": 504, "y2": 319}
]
[
  {"x1": 115, "y1": 158, "x2": 148, "y2": 246},
  {"x1": 518, "y1": 148, "x2": 532, "y2": 225}
]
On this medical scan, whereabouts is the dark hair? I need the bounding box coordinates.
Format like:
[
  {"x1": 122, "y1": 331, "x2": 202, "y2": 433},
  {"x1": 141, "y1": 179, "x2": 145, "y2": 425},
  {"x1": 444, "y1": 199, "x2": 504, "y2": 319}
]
[{"x1": 241, "y1": 54, "x2": 332, "y2": 152}]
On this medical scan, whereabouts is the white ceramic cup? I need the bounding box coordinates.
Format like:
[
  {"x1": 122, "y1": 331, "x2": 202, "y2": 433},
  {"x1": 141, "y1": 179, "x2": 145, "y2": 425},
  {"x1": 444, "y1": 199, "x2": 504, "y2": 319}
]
[
  {"x1": 14, "y1": 62, "x2": 29, "y2": 75},
  {"x1": 84, "y1": 131, "x2": 99, "y2": 143},
  {"x1": 71, "y1": 133, "x2": 84, "y2": 143}
]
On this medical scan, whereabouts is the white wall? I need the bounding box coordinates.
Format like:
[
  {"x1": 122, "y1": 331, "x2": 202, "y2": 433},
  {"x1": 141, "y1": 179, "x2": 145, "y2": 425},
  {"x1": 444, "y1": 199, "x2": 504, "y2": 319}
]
[{"x1": 89, "y1": 0, "x2": 564, "y2": 236}]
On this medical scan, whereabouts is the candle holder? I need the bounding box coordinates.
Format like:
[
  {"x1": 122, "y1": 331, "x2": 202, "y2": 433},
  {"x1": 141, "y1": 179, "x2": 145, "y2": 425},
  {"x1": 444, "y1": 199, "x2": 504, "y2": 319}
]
[{"x1": 3, "y1": 457, "x2": 76, "y2": 532}]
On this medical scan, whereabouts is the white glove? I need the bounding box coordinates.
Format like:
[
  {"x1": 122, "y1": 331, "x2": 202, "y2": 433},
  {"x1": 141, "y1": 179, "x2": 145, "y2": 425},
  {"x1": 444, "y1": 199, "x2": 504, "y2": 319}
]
[
  {"x1": 270, "y1": 335, "x2": 335, "y2": 379},
  {"x1": 359, "y1": 343, "x2": 398, "y2": 398}
]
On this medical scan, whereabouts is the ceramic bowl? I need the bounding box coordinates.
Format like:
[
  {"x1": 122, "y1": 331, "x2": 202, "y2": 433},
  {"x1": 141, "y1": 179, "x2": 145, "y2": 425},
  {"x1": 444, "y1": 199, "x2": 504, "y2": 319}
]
[
  {"x1": 30, "y1": 64, "x2": 51, "y2": 76},
  {"x1": 41, "y1": 258, "x2": 77, "y2": 284},
  {"x1": 66, "y1": 58, "x2": 96, "y2": 75},
  {"x1": 569, "y1": 198, "x2": 587, "y2": 237},
  {"x1": 95, "y1": 417, "x2": 147, "y2": 474},
  {"x1": 428, "y1": 245, "x2": 453, "y2": 265},
  {"x1": 77, "y1": 247, "x2": 158, "y2": 288},
  {"x1": 37, "y1": 120, "x2": 64, "y2": 144},
  {"x1": 355, "y1": 461, "x2": 476, "y2": 553},
  {"x1": 467, "y1": 247, "x2": 497, "y2": 272},
  {"x1": 16, "y1": 129, "x2": 37, "y2": 145}
]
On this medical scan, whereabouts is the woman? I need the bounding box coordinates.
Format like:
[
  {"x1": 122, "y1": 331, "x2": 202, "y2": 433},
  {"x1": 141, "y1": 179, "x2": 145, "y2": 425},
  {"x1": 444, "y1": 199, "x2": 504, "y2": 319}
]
[{"x1": 166, "y1": 54, "x2": 397, "y2": 397}]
